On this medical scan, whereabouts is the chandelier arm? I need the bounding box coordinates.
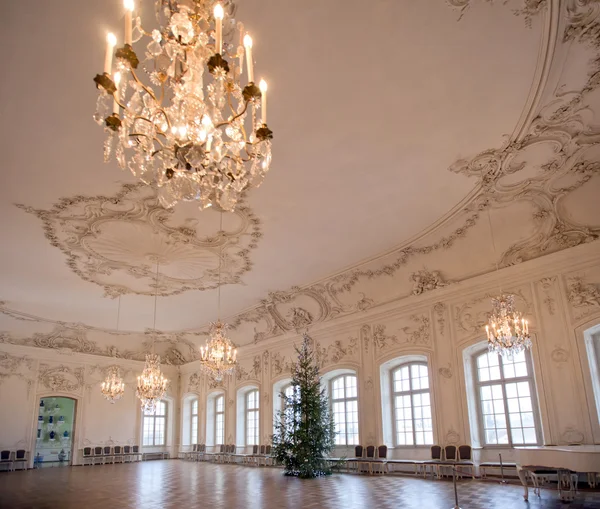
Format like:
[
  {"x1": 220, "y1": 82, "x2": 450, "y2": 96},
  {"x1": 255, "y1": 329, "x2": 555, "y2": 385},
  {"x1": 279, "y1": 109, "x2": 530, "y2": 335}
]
[
  {"x1": 129, "y1": 67, "x2": 159, "y2": 103},
  {"x1": 128, "y1": 132, "x2": 166, "y2": 149},
  {"x1": 215, "y1": 99, "x2": 250, "y2": 129}
]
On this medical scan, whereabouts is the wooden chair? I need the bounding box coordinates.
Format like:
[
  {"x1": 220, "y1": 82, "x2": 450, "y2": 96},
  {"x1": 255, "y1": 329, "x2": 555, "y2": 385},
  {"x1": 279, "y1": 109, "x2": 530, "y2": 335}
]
[
  {"x1": 82, "y1": 447, "x2": 93, "y2": 466},
  {"x1": 92, "y1": 447, "x2": 104, "y2": 466},
  {"x1": 13, "y1": 450, "x2": 27, "y2": 471},
  {"x1": 457, "y1": 445, "x2": 474, "y2": 479},
  {"x1": 441, "y1": 445, "x2": 458, "y2": 478},
  {"x1": 102, "y1": 446, "x2": 114, "y2": 464},
  {"x1": 122, "y1": 445, "x2": 132, "y2": 463},
  {"x1": 423, "y1": 445, "x2": 443, "y2": 478},
  {"x1": 132, "y1": 445, "x2": 142, "y2": 462},
  {"x1": 113, "y1": 445, "x2": 124, "y2": 464},
  {"x1": 359, "y1": 445, "x2": 376, "y2": 474},
  {"x1": 0, "y1": 451, "x2": 13, "y2": 472},
  {"x1": 371, "y1": 445, "x2": 388, "y2": 474},
  {"x1": 348, "y1": 445, "x2": 363, "y2": 473}
]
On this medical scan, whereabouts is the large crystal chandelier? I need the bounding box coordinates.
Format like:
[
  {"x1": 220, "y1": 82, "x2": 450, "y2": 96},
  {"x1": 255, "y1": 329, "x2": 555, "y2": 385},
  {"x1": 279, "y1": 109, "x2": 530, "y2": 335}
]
[
  {"x1": 101, "y1": 367, "x2": 126, "y2": 404},
  {"x1": 93, "y1": 0, "x2": 273, "y2": 211},
  {"x1": 200, "y1": 320, "x2": 238, "y2": 381},
  {"x1": 199, "y1": 212, "x2": 238, "y2": 380},
  {"x1": 136, "y1": 353, "x2": 169, "y2": 412},
  {"x1": 136, "y1": 262, "x2": 168, "y2": 412},
  {"x1": 486, "y1": 294, "x2": 531, "y2": 357},
  {"x1": 484, "y1": 208, "x2": 531, "y2": 357}
]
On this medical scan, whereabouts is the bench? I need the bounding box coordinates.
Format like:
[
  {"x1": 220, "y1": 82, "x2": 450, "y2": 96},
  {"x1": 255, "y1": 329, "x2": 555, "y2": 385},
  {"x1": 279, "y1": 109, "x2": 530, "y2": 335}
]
[
  {"x1": 142, "y1": 451, "x2": 169, "y2": 461},
  {"x1": 480, "y1": 461, "x2": 517, "y2": 478}
]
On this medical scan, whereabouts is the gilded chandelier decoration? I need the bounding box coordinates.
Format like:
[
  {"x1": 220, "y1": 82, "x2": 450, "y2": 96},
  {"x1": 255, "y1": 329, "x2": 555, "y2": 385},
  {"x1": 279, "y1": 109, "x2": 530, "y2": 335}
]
[
  {"x1": 199, "y1": 320, "x2": 238, "y2": 381},
  {"x1": 100, "y1": 367, "x2": 126, "y2": 404},
  {"x1": 93, "y1": 0, "x2": 273, "y2": 211},
  {"x1": 485, "y1": 294, "x2": 531, "y2": 357},
  {"x1": 136, "y1": 353, "x2": 168, "y2": 412}
]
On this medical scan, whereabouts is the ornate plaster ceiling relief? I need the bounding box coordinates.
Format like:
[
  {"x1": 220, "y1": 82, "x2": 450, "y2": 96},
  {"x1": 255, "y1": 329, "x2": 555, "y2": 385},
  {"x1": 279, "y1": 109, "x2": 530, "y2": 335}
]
[{"x1": 16, "y1": 183, "x2": 262, "y2": 297}]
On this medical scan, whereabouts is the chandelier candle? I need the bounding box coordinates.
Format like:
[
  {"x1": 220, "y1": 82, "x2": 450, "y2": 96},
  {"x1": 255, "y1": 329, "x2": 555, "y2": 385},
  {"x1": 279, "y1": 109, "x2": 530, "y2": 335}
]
[
  {"x1": 259, "y1": 79, "x2": 267, "y2": 124},
  {"x1": 214, "y1": 4, "x2": 224, "y2": 54},
  {"x1": 243, "y1": 34, "x2": 254, "y2": 82},
  {"x1": 104, "y1": 33, "x2": 117, "y2": 73},
  {"x1": 93, "y1": 0, "x2": 274, "y2": 211},
  {"x1": 113, "y1": 72, "x2": 121, "y2": 114},
  {"x1": 124, "y1": 0, "x2": 134, "y2": 45}
]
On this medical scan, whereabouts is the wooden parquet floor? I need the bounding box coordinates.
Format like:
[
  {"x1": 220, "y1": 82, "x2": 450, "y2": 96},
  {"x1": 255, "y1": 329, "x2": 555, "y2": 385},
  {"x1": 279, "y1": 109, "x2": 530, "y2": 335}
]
[{"x1": 1, "y1": 461, "x2": 600, "y2": 509}]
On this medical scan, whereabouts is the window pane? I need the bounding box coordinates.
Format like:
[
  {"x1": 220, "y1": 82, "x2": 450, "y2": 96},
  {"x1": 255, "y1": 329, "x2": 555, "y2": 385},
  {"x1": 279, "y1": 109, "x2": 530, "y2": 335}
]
[
  {"x1": 216, "y1": 395, "x2": 224, "y2": 412},
  {"x1": 192, "y1": 400, "x2": 198, "y2": 414}
]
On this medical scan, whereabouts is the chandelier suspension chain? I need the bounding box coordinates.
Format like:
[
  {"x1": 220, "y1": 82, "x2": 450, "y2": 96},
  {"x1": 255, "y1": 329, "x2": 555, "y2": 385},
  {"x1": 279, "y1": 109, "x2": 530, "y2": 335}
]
[
  {"x1": 218, "y1": 211, "x2": 223, "y2": 320},
  {"x1": 486, "y1": 205, "x2": 502, "y2": 294}
]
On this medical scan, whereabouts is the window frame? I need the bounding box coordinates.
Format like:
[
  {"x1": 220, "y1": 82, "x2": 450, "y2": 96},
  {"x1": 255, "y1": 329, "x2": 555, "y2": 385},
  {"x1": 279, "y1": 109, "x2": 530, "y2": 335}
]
[
  {"x1": 245, "y1": 389, "x2": 259, "y2": 446},
  {"x1": 473, "y1": 349, "x2": 542, "y2": 448},
  {"x1": 215, "y1": 394, "x2": 225, "y2": 445},
  {"x1": 142, "y1": 400, "x2": 167, "y2": 447},
  {"x1": 191, "y1": 399, "x2": 199, "y2": 445},
  {"x1": 391, "y1": 362, "x2": 434, "y2": 447},
  {"x1": 330, "y1": 374, "x2": 359, "y2": 446}
]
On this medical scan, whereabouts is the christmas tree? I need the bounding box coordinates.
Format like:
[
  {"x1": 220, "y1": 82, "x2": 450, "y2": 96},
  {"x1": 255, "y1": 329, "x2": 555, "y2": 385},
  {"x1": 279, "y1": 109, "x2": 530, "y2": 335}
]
[{"x1": 271, "y1": 333, "x2": 336, "y2": 478}]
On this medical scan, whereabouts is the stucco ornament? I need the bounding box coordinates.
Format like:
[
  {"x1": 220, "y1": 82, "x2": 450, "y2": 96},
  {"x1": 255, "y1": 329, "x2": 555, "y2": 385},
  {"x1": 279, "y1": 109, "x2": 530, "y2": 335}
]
[
  {"x1": 38, "y1": 364, "x2": 85, "y2": 392},
  {"x1": 16, "y1": 183, "x2": 262, "y2": 297}
]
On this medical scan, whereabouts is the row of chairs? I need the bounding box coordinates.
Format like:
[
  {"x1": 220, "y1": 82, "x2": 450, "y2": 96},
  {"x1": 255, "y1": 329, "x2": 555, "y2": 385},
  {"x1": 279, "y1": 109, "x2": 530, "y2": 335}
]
[
  {"x1": 0, "y1": 450, "x2": 28, "y2": 471},
  {"x1": 183, "y1": 444, "x2": 274, "y2": 466},
  {"x1": 81, "y1": 446, "x2": 142, "y2": 465},
  {"x1": 339, "y1": 444, "x2": 475, "y2": 477}
]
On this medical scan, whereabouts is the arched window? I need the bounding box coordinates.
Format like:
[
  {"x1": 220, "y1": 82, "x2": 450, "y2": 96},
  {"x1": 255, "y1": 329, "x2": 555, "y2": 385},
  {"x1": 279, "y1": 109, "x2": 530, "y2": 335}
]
[
  {"x1": 331, "y1": 374, "x2": 359, "y2": 445},
  {"x1": 142, "y1": 400, "x2": 167, "y2": 446},
  {"x1": 246, "y1": 389, "x2": 259, "y2": 445},
  {"x1": 475, "y1": 350, "x2": 540, "y2": 446},
  {"x1": 392, "y1": 363, "x2": 433, "y2": 446},
  {"x1": 191, "y1": 399, "x2": 199, "y2": 445},
  {"x1": 215, "y1": 394, "x2": 225, "y2": 445}
]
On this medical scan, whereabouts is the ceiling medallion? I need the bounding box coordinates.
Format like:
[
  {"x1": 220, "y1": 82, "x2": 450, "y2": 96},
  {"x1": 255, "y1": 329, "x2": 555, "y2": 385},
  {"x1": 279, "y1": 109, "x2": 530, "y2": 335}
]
[
  {"x1": 94, "y1": 0, "x2": 274, "y2": 211},
  {"x1": 484, "y1": 208, "x2": 531, "y2": 357},
  {"x1": 17, "y1": 184, "x2": 262, "y2": 297},
  {"x1": 101, "y1": 367, "x2": 126, "y2": 403}
]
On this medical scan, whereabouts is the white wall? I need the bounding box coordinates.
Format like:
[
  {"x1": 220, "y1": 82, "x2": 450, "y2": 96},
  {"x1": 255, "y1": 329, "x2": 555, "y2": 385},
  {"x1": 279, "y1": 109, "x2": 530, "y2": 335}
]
[
  {"x1": 179, "y1": 240, "x2": 600, "y2": 462},
  {"x1": 0, "y1": 347, "x2": 178, "y2": 466},
  {"x1": 3, "y1": 240, "x2": 600, "y2": 467}
]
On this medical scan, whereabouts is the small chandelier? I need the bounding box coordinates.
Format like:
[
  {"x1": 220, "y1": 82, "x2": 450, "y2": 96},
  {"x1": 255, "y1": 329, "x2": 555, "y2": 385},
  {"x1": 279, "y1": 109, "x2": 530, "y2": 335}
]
[
  {"x1": 484, "y1": 207, "x2": 531, "y2": 357},
  {"x1": 93, "y1": 0, "x2": 273, "y2": 211},
  {"x1": 136, "y1": 261, "x2": 168, "y2": 412},
  {"x1": 199, "y1": 211, "x2": 238, "y2": 380},
  {"x1": 136, "y1": 353, "x2": 168, "y2": 412},
  {"x1": 486, "y1": 294, "x2": 531, "y2": 357},
  {"x1": 200, "y1": 320, "x2": 237, "y2": 381},
  {"x1": 101, "y1": 367, "x2": 126, "y2": 404}
]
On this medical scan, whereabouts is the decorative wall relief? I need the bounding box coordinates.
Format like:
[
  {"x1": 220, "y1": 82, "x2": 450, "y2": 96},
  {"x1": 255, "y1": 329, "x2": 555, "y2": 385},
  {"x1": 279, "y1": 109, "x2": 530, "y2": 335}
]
[
  {"x1": 372, "y1": 324, "x2": 399, "y2": 350},
  {"x1": 539, "y1": 277, "x2": 557, "y2": 315},
  {"x1": 235, "y1": 365, "x2": 250, "y2": 383},
  {"x1": 360, "y1": 324, "x2": 372, "y2": 354},
  {"x1": 561, "y1": 427, "x2": 585, "y2": 445},
  {"x1": 252, "y1": 355, "x2": 262, "y2": 379},
  {"x1": 401, "y1": 315, "x2": 431, "y2": 345},
  {"x1": 0, "y1": 352, "x2": 34, "y2": 372},
  {"x1": 327, "y1": 337, "x2": 359, "y2": 364},
  {"x1": 16, "y1": 183, "x2": 262, "y2": 297},
  {"x1": 445, "y1": 427, "x2": 461, "y2": 445},
  {"x1": 38, "y1": 364, "x2": 85, "y2": 393},
  {"x1": 271, "y1": 352, "x2": 292, "y2": 377},
  {"x1": 438, "y1": 363, "x2": 453, "y2": 379},
  {"x1": 550, "y1": 347, "x2": 570, "y2": 364},
  {"x1": 364, "y1": 376, "x2": 373, "y2": 392},
  {"x1": 566, "y1": 276, "x2": 600, "y2": 320},
  {"x1": 262, "y1": 351, "x2": 269, "y2": 374},
  {"x1": 433, "y1": 302, "x2": 447, "y2": 337},
  {"x1": 410, "y1": 270, "x2": 449, "y2": 295},
  {"x1": 286, "y1": 307, "x2": 313, "y2": 331}
]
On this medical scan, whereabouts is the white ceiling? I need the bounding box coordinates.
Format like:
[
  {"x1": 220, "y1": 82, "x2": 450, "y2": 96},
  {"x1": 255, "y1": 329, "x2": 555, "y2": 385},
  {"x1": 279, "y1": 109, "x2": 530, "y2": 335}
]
[{"x1": 0, "y1": 0, "x2": 541, "y2": 332}]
